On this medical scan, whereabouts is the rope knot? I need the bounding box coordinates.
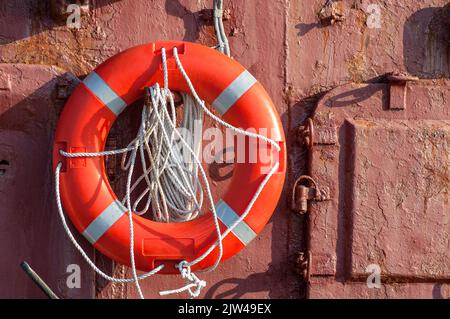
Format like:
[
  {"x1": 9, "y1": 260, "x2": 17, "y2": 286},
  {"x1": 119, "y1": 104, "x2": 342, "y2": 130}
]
[
  {"x1": 178, "y1": 261, "x2": 207, "y2": 298},
  {"x1": 158, "y1": 261, "x2": 206, "y2": 298}
]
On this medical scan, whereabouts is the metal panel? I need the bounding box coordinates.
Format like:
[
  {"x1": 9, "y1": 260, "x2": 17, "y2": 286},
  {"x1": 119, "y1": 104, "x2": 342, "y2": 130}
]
[
  {"x1": 0, "y1": 64, "x2": 94, "y2": 298},
  {"x1": 306, "y1": 80, "x2": 450, "y2": 298},
  {"x1": 349, "y1": 119, "x2": 449, "y2": 279}
]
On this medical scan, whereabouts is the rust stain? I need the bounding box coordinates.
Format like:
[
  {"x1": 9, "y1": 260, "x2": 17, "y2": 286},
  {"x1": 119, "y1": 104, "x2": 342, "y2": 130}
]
[
  {"x1": 346, "y1": 8, "x2": 369, "y2": 82},
  {"x1": 322, "y1": 27, "x2": 329, "y2": 56},
  {"x1": 0, "y1": 4, "x2": 119, "y2": 76},
  {"x1": 3, "y1": 34, "x2": 89, "y2": 76},
  {"x1": 347, "y1": 51, "x2": 367, "y2": 83}
]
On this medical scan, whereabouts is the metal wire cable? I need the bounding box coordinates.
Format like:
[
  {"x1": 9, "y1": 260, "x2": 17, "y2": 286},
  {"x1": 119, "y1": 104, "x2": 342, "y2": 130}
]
[{"x1": 213, "y1": 0, "x2": 230, "y2": 56}]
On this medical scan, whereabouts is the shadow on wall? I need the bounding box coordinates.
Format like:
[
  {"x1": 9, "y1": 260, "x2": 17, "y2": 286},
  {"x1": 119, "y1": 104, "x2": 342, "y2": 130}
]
[
  {"x1": 164, "y1": 0, "x2": 212, "y2": 42},
  {"x1": 204, "y1": 263, "x2": 279, "y2": 299},
  {"x1": 403, "y1": 3, "x2": 450, "y2": 79}
]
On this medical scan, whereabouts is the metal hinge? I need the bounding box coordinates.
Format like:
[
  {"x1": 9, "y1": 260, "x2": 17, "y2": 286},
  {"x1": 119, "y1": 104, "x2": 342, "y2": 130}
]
[
  {"x1": 298, "y1": 118, "x2": 314, "y2": 150},
  {"x1": 296, "y1": 251, "x2": 312, "y2": 282},
  {"x1": 299, "y1": 116, "x2": 337, "y2": 149},
  {"x1": 291, "y1": 175, "x2": 330, "y2": 214}
]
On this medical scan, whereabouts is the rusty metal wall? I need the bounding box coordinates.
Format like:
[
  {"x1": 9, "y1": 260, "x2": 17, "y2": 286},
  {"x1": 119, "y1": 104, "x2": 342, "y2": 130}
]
[
  {"x1": 0, "y1": 0, "x2": 448, "y2": 298},
  {"x1": 288, "y1": 0, "x2": 449, "y2": 298}
]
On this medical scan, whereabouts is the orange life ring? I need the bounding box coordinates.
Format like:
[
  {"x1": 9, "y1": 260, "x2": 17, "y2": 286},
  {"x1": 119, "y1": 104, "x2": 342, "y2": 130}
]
[{"x1": 52, "y1": 41, "x2": 286, "y2": 274}]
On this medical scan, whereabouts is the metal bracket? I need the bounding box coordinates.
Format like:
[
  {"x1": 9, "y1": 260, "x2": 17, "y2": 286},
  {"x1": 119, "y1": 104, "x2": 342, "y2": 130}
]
[
  {"x1": 386, "y1": 71, "x2": 419, "y2": 110},
  {"x1": 296, "y1": 251, "x2": 312, "y2": 282},
  {"x1": 299, "y1": 117, "x2": 337, "y2": 146},
  {"x1": 298, "y1": 118, "x2": 314, "y2": 150},
  {"x1": 291, "y1": 175, "x2": 330, "y2": 214},
  {"x1": 318, "y1": 0, "x2": 344, "y2": 26}
]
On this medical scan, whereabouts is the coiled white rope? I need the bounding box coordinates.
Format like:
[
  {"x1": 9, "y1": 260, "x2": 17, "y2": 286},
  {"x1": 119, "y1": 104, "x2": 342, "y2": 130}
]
[{"x1": 59, "y1": 93, "x2": 204, "y2": 223}]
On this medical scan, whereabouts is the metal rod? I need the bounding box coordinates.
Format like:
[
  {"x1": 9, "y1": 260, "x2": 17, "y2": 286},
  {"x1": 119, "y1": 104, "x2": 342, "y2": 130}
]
[{"x1": 20, "y1": 261, "x2": 60, "y2": 299}]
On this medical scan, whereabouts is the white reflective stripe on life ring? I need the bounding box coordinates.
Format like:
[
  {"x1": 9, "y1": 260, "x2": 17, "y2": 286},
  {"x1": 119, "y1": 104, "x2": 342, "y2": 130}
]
[
  {"x1": 215, "y1": 199, "x2": 257, "y2": 245},
  {"x1": 83, "y1": 71, "x2": 127, "y2": 116},
  {"x1": 82, "y1": 200, "x2": 126, "y2": 244},
  {"x1": 212, "y1": 70, "x2": 257, "y2": 116}
]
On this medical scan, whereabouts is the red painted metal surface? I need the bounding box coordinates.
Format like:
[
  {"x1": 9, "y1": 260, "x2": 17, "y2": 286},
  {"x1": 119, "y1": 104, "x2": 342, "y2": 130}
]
[
  {"x1": 0, "y1": 0, "x2": 448, "y2": 298},
  {"x1": 0, "y1": 63, "x2": 94, "y2": 298},
  {"x1": 305, "y1": 79, "x2": 450, "y2": 298}
]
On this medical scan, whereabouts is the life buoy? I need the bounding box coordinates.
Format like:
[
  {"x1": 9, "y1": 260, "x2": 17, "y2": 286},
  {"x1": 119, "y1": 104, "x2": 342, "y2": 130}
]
[{"x1": 52, "y1": 41, "x2": 286, "y2": 274}]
